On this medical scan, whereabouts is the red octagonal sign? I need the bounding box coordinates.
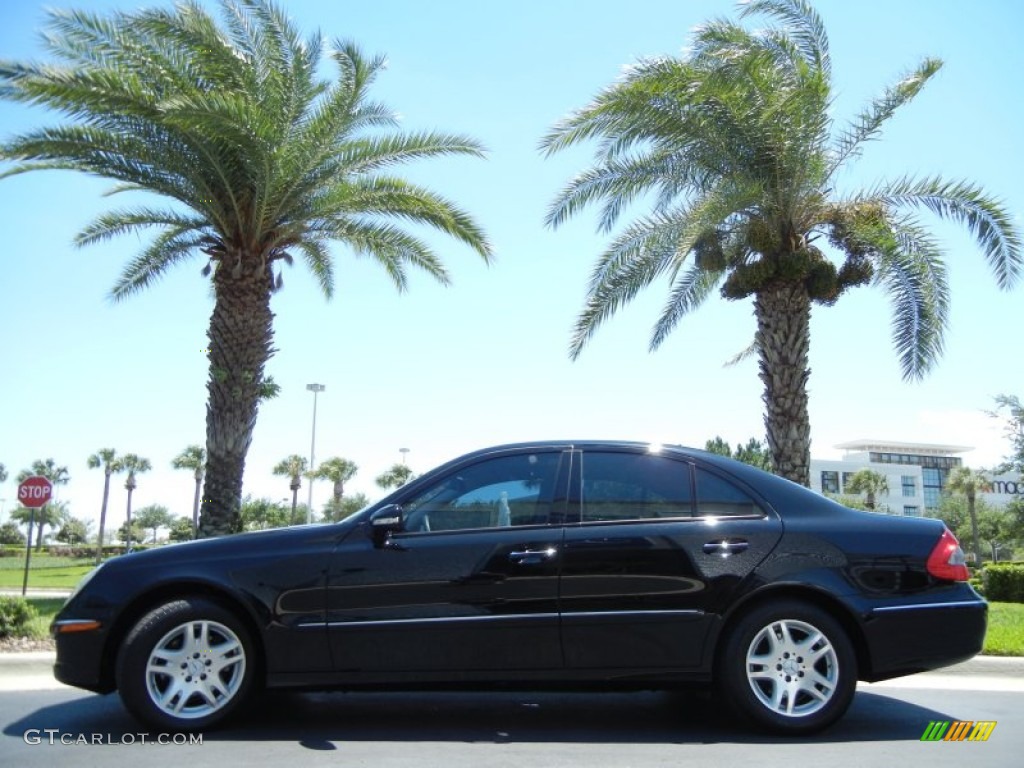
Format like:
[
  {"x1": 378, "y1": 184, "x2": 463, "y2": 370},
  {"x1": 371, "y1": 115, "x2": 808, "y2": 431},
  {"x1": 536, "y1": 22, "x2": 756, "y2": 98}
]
[{"x1": 18, "y1": 476, "x2": 53, "y2": 509}]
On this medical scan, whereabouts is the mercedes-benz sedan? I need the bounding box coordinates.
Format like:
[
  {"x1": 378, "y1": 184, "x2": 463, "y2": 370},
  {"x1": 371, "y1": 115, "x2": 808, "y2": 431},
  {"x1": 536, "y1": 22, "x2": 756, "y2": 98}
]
[{"x1": 52, "y1": 441, "x2": 986, "y2": 734}]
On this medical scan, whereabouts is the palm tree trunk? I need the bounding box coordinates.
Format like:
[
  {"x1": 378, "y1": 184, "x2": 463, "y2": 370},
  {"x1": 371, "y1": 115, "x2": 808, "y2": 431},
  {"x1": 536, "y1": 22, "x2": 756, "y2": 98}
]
[
  {"x1": 96, "y1": 472, "x2": 111, "y2": 564},
  {"x1": 290, "y1": 485, "x2": 299, "y2": 525},
  {"x1": 125, "y1": 489, "x2": 133, "y2": 551},
  {"x1": 755, "y1": 281, "x2": 812, "y2": 486},
  {"x1": 199, "y1": 257, "x2": 275, "y2": 537},
  {"x1": 967, "y1": 491, "x2": 982, "y2": 568},
  {"x1": 191, "y1": 472, "x2": 202, "y2": 540}
]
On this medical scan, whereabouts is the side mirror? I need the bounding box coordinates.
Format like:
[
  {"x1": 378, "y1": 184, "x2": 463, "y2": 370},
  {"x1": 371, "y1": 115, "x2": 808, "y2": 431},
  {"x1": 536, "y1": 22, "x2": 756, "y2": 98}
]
[{"x1": 369, "y1": 504, "x2": 404, "y2": 548}]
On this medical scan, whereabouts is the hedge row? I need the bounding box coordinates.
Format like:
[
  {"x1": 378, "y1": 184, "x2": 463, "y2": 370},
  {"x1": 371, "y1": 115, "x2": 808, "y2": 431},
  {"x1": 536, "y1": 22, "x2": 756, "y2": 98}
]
[{"x1": 982, "y1": 564, "x2": 1024, "y2": 603}]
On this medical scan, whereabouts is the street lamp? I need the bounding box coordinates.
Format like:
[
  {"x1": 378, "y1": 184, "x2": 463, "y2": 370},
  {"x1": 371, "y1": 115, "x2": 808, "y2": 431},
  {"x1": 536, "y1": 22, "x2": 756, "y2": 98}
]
[
  {"x1": 306, "y1": 383, "x2": 326, "y2": 524},
  {"x1": 399, "y1": 448, "x2": 410, "y2": 465}
]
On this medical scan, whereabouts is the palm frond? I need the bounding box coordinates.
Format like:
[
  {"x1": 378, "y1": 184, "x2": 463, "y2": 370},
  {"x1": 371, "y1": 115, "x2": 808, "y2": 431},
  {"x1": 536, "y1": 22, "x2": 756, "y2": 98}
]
[
  {"x1": 75, "y1": 208, "x2": 210, "y2": 246},
  {"x1": 739, "y1": 0, "x2": 831, "y2": 78},
  {"x1": 110, "y1": 228, "x2": 209, "y2": 301},
  {"x1": 867, "y1": 175, "x2": 1022, "y2": 289},
  {"x1": 858, "y1": 214, "x2": 950, "y2": 379},
  {"x1": 828, "y1": 58, "x2": 941, "y2": 177},
  {"x1": 650, "y1": 264, "x2": 724, "y2": 350}
]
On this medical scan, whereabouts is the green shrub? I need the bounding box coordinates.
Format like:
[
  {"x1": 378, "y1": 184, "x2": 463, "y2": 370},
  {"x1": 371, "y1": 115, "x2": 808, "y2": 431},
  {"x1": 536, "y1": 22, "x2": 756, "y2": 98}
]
[
  {"x1": 0, "y1": 596, "x2": 38, "y2": 638},
  {"x1": 982, "y1": 564, "x2": 1024, "y2": 603},
  {"x1": 969, "y1": 576, "x2": 985, "y2": 596}
]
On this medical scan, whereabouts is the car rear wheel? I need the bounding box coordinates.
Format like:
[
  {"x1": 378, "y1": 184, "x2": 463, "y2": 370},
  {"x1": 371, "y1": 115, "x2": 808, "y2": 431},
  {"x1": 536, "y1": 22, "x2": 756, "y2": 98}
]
[
  {"x1": 116, "y1": 598, "x2": 255, "y2": 731},
  {"x1": 719, "y1": 600, "x2": 856, "y2": 734}
]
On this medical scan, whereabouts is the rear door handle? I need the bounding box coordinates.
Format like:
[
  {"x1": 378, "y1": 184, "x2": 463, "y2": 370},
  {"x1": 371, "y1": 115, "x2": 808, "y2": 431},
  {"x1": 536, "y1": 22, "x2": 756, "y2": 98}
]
[
  {"x1": 702, "y1": 539, "x2": 749, "y2": 556},
  {"x1": 508, "y1": 547, "x2": 557, "y2": 565}
]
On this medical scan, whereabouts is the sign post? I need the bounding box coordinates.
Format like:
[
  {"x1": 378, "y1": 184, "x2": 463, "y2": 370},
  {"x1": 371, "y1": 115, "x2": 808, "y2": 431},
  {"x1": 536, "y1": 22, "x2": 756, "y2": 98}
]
[{"x1": 17, "y1": 476, "x2": 53, "y2": 597}]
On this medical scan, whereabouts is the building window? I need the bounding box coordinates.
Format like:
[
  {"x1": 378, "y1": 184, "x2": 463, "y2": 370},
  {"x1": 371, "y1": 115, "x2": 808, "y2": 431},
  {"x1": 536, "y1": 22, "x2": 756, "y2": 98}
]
[
  {"x1": 821, "y1": 471, "x2": 839, "y2": 494},
  {"x1": 903, "y1": 505, "x2": 920, "y2": 517},
  {"x1": 841, "y1": 472, "x2": 856, "y2": 493},
  {"x1": 923, "y1": 467, "x2": 943, "y2": 510},
  {"x1": 901, "y1": 475, "x2": 916, "y2": 497}
]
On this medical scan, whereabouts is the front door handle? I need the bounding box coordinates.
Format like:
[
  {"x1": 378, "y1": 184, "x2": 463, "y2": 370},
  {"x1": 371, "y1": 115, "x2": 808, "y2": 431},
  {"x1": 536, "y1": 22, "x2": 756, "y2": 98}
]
[
  {"x1": 702, "y1": 539, "x2": 749, "y2": 556},
  {"x1": 508, "y1": 547, "x2": 557, "y2": 565}
]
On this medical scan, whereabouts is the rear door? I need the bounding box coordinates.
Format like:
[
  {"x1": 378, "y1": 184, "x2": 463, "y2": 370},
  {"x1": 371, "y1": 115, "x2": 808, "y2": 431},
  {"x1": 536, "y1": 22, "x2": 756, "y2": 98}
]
[{"x1": 559, "y1": 448, "x2": 783, "y2": 670}]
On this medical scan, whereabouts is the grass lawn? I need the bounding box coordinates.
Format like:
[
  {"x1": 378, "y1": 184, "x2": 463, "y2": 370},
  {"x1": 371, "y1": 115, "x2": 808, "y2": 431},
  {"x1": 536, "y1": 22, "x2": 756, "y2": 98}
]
[
  {"x1": 983, "y1": 601, "x2": 1024, "y2": 656},
  {"x1": 0, "y1": 555, "x2": 96, "y2": 590}
]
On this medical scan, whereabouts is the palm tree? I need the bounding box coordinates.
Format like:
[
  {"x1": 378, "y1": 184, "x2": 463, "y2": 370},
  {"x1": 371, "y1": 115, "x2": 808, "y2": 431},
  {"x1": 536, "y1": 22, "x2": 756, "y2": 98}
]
[
  {"x1": 844, "y1": 469, "x2": 890, "y2": 512},
  {"x1": 311, "y1": 457, "x2": 359, "y2": 516},
  {"x1": 87, "y1": 448, "x2": 123, "y2": 563},
  {"x1": 119, "y1": 454, "x2": 151, "y2": 551},
  {"x1": 0, "y1": 0, "x2": 491, "y2": 537},
  {"x1": 16, "y1": 459, "x2": 70, "y2": 551},
  {"x1": 273, "y1": 455, "x2": 308, "y2": 525},
  {"x1": 10, "y1": 500, "x2": 68, "y2": 550},
  {"x1": 171, "y1": 445, "x2": 206, "y2": 540},
  {"x1": 375, "y1": 463, "x2": 414, "y2": 491},
  {"x1": 541, "y1": 0, "x2": 1021, "y2": 486},
  {"x1": 946, "y1": 466, "x2": 991, "y2": 567}
]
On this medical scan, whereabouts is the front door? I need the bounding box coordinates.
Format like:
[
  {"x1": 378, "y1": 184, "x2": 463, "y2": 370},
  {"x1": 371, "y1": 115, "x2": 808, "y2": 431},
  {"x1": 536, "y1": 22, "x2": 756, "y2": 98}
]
[{"x1": 326, "y1": 447, "x2": 570, "y2": 675}]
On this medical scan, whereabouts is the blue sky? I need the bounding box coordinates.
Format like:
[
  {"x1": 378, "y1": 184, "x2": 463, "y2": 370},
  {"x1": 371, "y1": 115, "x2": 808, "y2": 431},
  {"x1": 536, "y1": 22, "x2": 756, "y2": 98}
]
[{"x1": 1, "y1": 0, "x2": 1021, "y2": 530}]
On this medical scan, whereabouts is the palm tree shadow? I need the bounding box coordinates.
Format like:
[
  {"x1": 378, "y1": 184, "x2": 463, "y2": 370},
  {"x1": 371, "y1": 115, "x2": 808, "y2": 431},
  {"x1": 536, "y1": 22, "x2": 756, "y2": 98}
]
[{"x1": 3, "y1": 688, "x2": 955, "y2": 747}]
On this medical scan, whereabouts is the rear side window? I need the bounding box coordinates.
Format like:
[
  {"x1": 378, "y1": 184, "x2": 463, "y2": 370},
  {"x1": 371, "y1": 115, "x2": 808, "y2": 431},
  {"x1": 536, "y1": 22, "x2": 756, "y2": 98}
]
[
  {"x1": 695, "y1": 467, "x2": 763, "y2": 517},
  {"x1": 581, "y1": 452, "x2": 693, "y2": 522}
]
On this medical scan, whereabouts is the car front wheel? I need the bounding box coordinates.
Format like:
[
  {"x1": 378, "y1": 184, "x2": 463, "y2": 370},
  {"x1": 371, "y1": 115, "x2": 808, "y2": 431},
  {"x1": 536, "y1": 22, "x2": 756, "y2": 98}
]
[
  {"x1": 719, "y1": 600, "x2": 857, "y2": 734},
  {"x1": 116, "y1": 598, "x2": 255, "y2": 731}
]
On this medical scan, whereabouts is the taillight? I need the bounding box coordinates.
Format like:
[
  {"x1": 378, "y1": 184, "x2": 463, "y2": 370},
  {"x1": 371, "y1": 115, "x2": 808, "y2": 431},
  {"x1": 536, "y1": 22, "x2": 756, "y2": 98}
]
[{"x1": 926, "y1": 527, "x2": 970, "y2": 581}]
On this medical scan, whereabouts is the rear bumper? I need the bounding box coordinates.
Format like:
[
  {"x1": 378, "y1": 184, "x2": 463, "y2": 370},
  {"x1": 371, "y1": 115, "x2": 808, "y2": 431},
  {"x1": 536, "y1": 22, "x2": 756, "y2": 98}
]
[{"x1": 860, "y1": 598, "x2": 987, "y2": 682}]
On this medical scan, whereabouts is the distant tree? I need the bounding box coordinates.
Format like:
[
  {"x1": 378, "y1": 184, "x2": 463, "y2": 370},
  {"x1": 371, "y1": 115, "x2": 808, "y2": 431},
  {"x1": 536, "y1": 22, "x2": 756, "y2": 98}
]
[
  {"x1": 119, "y1": 454, "x2": 151, "y2": 551},
  {"x1": 704, "y1": 436, "x2": 772, "y2": 471},
  {"x1": 171, "y1": 445, "x2": 205, "y2": 539},
  {"x1": 704, "y1": 437, "x2": 732, "y2": 458},
  {"x1": 10, "y1": 501, "x2": 68, "y2": 548},
  {"x1": 990, "y1": 394, "x2": 1024, "y2": 474},
  {"x1": 946, "y1": 466, "x2": 991, "y2": 567},
  {"x1": 323, "y1": 492, "x2": 370, "y2": 523},
  {"x1": 135, "y1": 504, "x2": 173, "y2": 544},
  {"x1": 117, "y1": 520, "x2": 146, "y2": 548},
  {"x1": 0, "y1": 463, "x2": 7, "y2": 483},
  {"x1": 311, "y1": 458, "x2": 359, "y2": 510},
  {"x1": 0, "y1": 521, "x2": 25, "y2": 546},
  {"x1": 55, "y1": 517, "x2": 91, "y2": 547},
  {"x1": 16, "y1": 459, "x2": 70, "y2": 550},
  {"x1": 87, "y1": 449, "x2": 123, "y2": 564},
  {"x1": 376, "y1": 463, "x2": 415, "y2": 490},
  {"x1": 845, "y1": 469, "x2": 890, "y2": 512},
  {"x1": 168, "y1": 516, "x2": 196, "y2": 543},
  {"x1": 240, "y1": 497, "x2": 290, "y2": 531},
  {"x1": 273, "y1": 455, "x2": 308, "y2": 524}
]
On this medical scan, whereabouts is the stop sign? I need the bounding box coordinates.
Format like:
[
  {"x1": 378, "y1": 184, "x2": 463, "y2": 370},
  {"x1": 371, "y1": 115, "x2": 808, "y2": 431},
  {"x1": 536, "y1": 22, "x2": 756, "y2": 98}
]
[{"x1": 18, "y1": 476, "x2": 53, "y2": 509}]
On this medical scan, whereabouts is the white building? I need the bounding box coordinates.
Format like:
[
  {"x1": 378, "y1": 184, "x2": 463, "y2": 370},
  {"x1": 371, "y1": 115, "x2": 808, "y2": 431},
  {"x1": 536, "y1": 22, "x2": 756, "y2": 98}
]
[{"x1": 810, "y1": 439, "x2": 1022, "y2": 515}]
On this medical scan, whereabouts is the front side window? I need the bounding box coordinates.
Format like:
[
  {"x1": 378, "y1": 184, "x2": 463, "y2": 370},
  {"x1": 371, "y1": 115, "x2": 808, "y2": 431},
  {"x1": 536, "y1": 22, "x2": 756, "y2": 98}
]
[
  {"x1": 580, "y1": 452, "x2": 693, "y2": 522},
  {"x1": 695, "y1": 468, "x2": 762, "y2": 517},
  {"x1": 401, "y1": 452, "x2": 562, "y2": 533}
]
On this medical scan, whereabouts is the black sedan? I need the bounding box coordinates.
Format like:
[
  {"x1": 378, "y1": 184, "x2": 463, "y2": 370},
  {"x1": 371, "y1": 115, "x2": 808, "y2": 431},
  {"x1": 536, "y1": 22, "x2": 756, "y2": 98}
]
[{"x1": 52, "y1": 441, "x2": 986, "y2": 734}]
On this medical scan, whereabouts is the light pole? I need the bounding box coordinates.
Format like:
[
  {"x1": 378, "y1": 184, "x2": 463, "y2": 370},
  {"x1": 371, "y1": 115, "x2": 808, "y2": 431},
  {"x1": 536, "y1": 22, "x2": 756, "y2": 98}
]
[
  {"x1": 306, "y1": 383, "x2": 325, "y2": 524},
  {"x1": 399, "y1": 448, "x2": 410, "y2": 465}
]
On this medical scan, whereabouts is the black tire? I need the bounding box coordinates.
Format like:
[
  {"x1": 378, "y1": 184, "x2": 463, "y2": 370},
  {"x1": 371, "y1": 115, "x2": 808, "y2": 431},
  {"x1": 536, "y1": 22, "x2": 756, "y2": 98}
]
[
  {"x1": 717, "y1": 600, "x2": 857, "y2": 734},
  {"x1": 116, "y1": 598, "x2": 255, "y2": 731}
]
